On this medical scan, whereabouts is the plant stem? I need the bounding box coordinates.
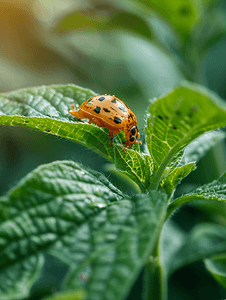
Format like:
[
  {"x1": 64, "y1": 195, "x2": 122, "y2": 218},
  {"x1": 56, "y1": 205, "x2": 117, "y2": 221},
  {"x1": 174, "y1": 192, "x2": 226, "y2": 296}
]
[{"x1": 143, "y1": 238, "x2": 167, "y2": 300}]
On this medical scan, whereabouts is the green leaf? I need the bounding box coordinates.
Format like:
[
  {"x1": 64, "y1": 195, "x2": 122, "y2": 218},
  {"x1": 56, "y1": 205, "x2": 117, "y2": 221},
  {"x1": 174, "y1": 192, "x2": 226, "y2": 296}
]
[
  {"x1": 0, "y1": 160, "x2": 168, "y2": 300},
  {"x1": 62, "y1": 191, "x2": 167, "y2": 300},
  {"x1": 146, "y1": 82, "x2": 226, "y2": 190},
  {"x1": 114, "y1": 145, "x2": 154, "y2": 192},
  {"x1": 159, "y1": 162, "x2": 196, "y2": 196},
  {"x1": 165, "y1": 223, "x2": 226, "y2": 276},
  {"x1": 1, "y1": 115, "x2": 115, "y2": 158},
  {"x1": 0, "y1": 85, "x2": 113, "y2": 158},
  {"x1": 0, "y1": 84, "x2": 147, "y2": 190},
  {"x1": 0, "y1": 84, "x2": 95, "y2": 117},
  {"x1": 205, "y1": 255, "x2": 226, "y2": 289},
  {"x1": 0, "y1": 161, "x2": 124, "y2": 299},
  {"x1": 56, "y1": 10, "x2": 152, "y2": 40},
  {"x1": 0, "y1": 255, "x2": 44, "y2": 300},
  {"x1": 167, "y1": 170, "x2": 226, "y2": 217}
]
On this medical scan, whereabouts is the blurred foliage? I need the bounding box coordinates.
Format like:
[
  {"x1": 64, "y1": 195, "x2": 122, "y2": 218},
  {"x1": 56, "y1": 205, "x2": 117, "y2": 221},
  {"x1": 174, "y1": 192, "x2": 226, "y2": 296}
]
[{"x1": 1, "y1": 0, "x2": 226, "y2": 299}]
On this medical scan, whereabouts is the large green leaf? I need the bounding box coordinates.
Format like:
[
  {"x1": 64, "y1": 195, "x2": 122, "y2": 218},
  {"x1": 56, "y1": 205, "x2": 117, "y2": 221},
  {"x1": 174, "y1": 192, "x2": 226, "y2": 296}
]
[
  {"x1": 146, "y1": 82, "x2": 226, "y2": 190},
  {"x1": 167, "y1": 170, "x2": 226, "y2": 217},
  {"x1": 61, "y1": 192, "x2": 167, "y2": 300},
  {"x1": 0, "y1": 84, "x2": 147, "y2": 190},
  {"x1": 0, "y1": 160, "x2": 168, "y2": 300}
]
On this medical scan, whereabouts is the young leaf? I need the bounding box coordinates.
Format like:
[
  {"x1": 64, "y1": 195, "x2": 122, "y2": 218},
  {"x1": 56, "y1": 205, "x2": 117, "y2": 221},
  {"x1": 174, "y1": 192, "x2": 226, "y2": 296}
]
[
  {"x1": 205, "y1": 255, "x2": 226, "y2": 289},
  {"x1": 0, "y1": 160, "x2": 168, "y2": 300},
  {"x1": 146, "y1": 82, "x2": 226, "y2": 190},
  {"x1": 158, "y1": 130, "x2": 225, "y2": 196},
  {"x1": 159, "y1": 162, "x2": 196, "y2": 196},
  {"x1": 167, "y1": 170, "x2": 226, "y2": 217},
  {"x1": 114, "y1": 145, "x2": 154, "y2": 192},
  {"x1": 165, "y1": 223, "x2": 226, "y2": 276}
]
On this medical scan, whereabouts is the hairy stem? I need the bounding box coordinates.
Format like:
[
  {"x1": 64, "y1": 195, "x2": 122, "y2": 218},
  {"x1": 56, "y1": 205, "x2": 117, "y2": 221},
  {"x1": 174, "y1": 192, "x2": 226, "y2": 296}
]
[{"x1": 143, "y1": 238, "x2": 167, "y2": 300}]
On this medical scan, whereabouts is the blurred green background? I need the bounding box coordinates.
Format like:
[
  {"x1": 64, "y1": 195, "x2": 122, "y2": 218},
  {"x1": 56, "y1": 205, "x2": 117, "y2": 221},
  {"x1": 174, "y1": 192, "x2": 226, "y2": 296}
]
[{"x1": 1, "y1": 0, "x2": 226, "y2": 299}]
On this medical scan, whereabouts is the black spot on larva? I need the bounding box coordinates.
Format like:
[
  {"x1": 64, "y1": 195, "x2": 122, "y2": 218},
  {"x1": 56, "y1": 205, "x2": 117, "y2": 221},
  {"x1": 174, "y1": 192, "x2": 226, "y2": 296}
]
[
  {"x1": 176, "y1": 110, "x2": 181, "y2": 116},
  {"x1": 114, "y1": 117, "x2": 122, "y2": 124},
  {"x1": 98, "y1": 96, "x2": 105, "y2": 101},
  {"x1": 93, "y1": 106, "x2": 101, "y2": 114},
  {"x1": 129, "y1": 113, "x2": 134, "y2": 118},
  {"x1": 130, "y1": 125, "x2": 137, "y2": 135},
  {"x1": 111, "y1": 99, "x2": 117, "y2": 103},
  {"x1": 158, "y1": 115, "x2": 163, "y2": 120},
  {"x1": 46, "y1": 129, "x2": 51, "y2": 132},
  {"x1": 173, "y1": 125, "x2": 177, "y2": 130},
  {"x1": 103, "y1": 108, "x2": 110, "y2": 113}
]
